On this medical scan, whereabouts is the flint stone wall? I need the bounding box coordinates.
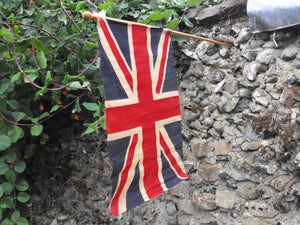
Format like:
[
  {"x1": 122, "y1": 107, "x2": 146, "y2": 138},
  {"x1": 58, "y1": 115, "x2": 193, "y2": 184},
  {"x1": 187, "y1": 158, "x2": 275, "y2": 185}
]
[{"x1": 30, "y1": 2, "x2": 300, "y2": 225}]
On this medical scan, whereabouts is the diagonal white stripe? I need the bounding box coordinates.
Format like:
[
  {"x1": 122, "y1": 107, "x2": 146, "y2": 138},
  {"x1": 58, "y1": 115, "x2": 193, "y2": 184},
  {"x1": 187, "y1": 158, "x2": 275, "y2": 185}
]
[{"x1": 97, "y1": 20, "x2": 137, "y2": 103}]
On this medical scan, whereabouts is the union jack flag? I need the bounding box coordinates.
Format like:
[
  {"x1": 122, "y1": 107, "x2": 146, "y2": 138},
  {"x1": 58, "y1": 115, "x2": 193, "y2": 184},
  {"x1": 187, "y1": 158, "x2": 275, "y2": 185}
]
[{"x1": 96, "y1": 16, "x2": 190, "y2": 217}]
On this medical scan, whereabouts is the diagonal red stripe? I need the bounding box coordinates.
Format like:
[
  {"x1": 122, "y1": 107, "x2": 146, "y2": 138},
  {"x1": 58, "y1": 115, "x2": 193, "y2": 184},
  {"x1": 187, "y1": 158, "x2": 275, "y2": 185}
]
[
  {"x1": 110, "y1": 134, "x2": 138, "y2": 217},
  {"x1": 156, "y1": 33, "x2": 170, "y2": 94},
  {"x1": 159, "y1": 132, "x2": 191, "y2": 179}
]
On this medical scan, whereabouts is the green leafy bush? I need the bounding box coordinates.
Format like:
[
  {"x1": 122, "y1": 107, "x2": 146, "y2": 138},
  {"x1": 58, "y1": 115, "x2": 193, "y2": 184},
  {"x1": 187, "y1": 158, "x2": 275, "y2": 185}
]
[{"x1": 0, "y1": 0, "x2": 203, "y2": 223}]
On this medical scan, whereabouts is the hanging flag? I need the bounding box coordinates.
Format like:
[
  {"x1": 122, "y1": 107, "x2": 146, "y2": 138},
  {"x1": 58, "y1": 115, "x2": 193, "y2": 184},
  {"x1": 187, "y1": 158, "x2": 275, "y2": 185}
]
[{"x1": 96, "y1": 16, "x2": 190, "y2": 217}]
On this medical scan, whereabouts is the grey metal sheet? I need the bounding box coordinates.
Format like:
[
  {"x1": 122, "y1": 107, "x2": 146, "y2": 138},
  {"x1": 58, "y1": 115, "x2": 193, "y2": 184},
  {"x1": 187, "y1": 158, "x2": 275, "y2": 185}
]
[{"x1": 247, "y1": 0, "x2": 300, "y2": 33}]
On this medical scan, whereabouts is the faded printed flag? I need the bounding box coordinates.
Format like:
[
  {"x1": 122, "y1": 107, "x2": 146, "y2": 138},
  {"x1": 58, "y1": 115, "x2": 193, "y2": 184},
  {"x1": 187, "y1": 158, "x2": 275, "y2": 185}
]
[{"x1": 96, "y1": 16, "x2": 190, "y2": 217}]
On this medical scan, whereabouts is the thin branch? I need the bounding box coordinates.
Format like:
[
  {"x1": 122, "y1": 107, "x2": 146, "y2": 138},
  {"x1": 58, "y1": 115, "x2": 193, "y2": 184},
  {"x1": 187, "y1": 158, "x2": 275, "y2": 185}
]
[
  {"x1": 83, "y1": 0, "x2": 100, "y2": 12},
  {"x1": 7, "y1": 22, "x2": 100, "y2": 91},
  {"x1": 178, "y1": 5, "x2": 189, "y2": 26},
  {"x1": 0, "y1": 10, "x2": 8, "y2": 21},
  {"x1": 60, "y1": 0, "x2": 85, "y2": 39},
  {"x1": 15, "y1": 22, "x2": 76, "y2": 53},
  {"x1": 16, "y1": 22, "x2": 60, "y2": 41}
]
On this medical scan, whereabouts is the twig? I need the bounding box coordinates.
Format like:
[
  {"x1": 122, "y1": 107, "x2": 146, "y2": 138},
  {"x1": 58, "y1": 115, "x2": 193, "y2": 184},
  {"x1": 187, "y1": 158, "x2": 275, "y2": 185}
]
[
  {"x1": 60, "y1": 0, "x2": 85, "y2": 39},
  {"x1": 16, "y1": 22, "x2": 60, "y2": 41},
  {"x1": 178, "y1": 5, "x2": 189, "y2": 26},
  {"x1": 0, "y1": 10, "x2": 8, "y2": 21},
  {"x1": 15, "y1": 22, "x2": 76, "y2": 53},
  {"x1": 83, "y1": 0, "x2": 100, "y2": 12},
  {"x1": 7, "y1": 22, "x2": 99, "y2": 91},
  {"x1": 22, "y1": 23, "x2": 69, "y2": 88}
]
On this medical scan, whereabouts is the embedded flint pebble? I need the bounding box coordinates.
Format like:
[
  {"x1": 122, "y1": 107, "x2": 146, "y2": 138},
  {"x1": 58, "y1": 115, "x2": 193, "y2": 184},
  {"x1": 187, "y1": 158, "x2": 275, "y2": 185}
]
[{"x1": 210, "y1": 70, "x2": 226, "y2": 84}]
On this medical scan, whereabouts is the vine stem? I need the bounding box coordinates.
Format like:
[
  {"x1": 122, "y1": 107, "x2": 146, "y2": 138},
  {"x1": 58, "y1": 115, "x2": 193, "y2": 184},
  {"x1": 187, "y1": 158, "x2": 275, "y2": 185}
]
[
  {"x1": 60, "y1": 0, "x2": 85, "y2": 39},
  {"x1": 83, "y1": 0, "x2": 100, "y2": 12},
  {"x1": 178, "y1": 5, "x2": 189, "y2": 26},
  {"x1": 15, "y1": 22, "x2": 77, "y2": 53},
  {"x1": 6, "y1": 22, "x2": 99, "y2": 91},
  {"x1": 15, "y1": 22, "x2": 60, "y2": 41}
]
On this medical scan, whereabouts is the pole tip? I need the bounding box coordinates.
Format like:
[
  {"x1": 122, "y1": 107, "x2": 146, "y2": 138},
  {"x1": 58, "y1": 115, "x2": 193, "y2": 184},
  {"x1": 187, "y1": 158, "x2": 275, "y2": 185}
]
[{"x1": 82, "y1": 11, "x2": 93, "y2": 21}]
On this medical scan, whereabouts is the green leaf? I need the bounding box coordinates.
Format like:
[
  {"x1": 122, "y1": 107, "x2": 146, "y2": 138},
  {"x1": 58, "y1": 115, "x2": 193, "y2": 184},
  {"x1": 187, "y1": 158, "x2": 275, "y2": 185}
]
[
  {"x1": 0, "y1": 135, "x2": 12, "y2": 151},
  {"x1": 23, "y1": 69, "x2": 39, "y2": 83},
  {"x1": 40, "y1": 133, "x2": 49, "y2": 145},
  {"x1": 100, "y1": 115, "x2": 106, "y2": 130},
  {"x1": 106, "y1": 2, "x2": 115, "y2": 15},
  {"x1": 8, "y1": 125, "x2": 23, "y2": 143},
  {"x1": 6, "y1": 150, "x2": 16, "y2": 162},
  {"x1": 0, "y1": 27, "x2": 14, "y2": 43},
  {"x1": 35, "y1": 71, "x2": 52, "y2": 96},
  {"x1": 0, "y1": 196, "x2": 14, "y2": 209},
  {"x1": 1, "y1": 218, "x2": 14, "y2": 225},
  {"x1": 15, "y1": 179, "x2": 29, "y2": 192},
  {"x1": 84, "y1": 40, "x2": 98, "y2": 49},
  {"x1": 23, "y1": 68, "x2": 39, "y2": 75},
  {"x1": 82, "y1": 121, "x2": 98, "y2": 137},
  {"x1": 42, "y1": 20, "x2": 52, "y2": 34},
  {"x1": 7, "y1": 100, "x2": 21, "y2": 110},
  {"x1": 167, "y1": 18, "x2": 180, "y2": 29},
  {"x1": 1, "y1": 182, "x2": 13, "y2": 195},
  {"x1": 69, "y1": 81, "x2": 89, "y2": 89},
  {"x1": 35, "y1": 12, "x2": 45, "y2": 28},
  {"x1": 0, "y1": 117, "x2": 6, "y2": 130},
  {"x1": 17, "y1": 217, "x2": 29, "y2": 225},
  {"x1": 187, "y1": 0, "x2": 203, "y2": 7},
  {"x1": 0, "y1": 208, "x2": 2, "y2": 221},
  {"x1": 50, "y1": 105, "x2": 61, "y2": 113},
  {"x1": 5, "y1": 170, "x2": 16, "y2": 183},
  {"x1": 35, "y1": 88, "x2": 47, "y2": 96},
  {"x1": 98, "y1": 2, "x2": 114, "y2": 10},
  {"x1": 33, "y1": 38, "x2": 44, "y2": 50},
  {"x1": 25, "y1": 144, "x2": 36, "y2": 158},
  {"x1": 30, "y1": 124, "x2": 43, "y2": 136},
  {"x1": 73, "y1": 98, "x2": 81, "y2": 113},
  {"x1": 164, "y1": 9, "x2": 175, "y2": 20},
  {"x1": 0, "y1": 99, "x2": 7, "y2": 112},
  {"x1": 37, "y1": 51, "x2": 47, "y2": 69},
  {"x1": 1, "y1": 182, "x2": 14, "y2": 195},
  {"x1": 2, "y1": 52, "x2": 11, "y2": 59},
  {"x1": 12, "y1": 112, "x2": 26, "y2": 122},
  {"x1": 81, "y1": 126, "x2": 96, "y2": 137},
  {"x1": 39, "y1": 112, "x2": 49, "y2": 120},
  {"x1": 0, "y1": 82, "x2": 9, "y2": 95},
  {"x1": 82, "y1": 102, "x2": 99, "y2": 111},
  {"x1": 58, "y1": 10, "x2": 67, "y2": 25},
  {"x1": 17, "y1": 192, "x2": 30, "y2": 203},
  {"x1": 120, "y1": 3, "x2": 129, "y2": 9},
  {"x1": 0, "y1": 162, "x2": 9, "y2": 175},
  {"x1": 183, "y1": 15, "x2": 194, "y2": 28},
  {"x1": 13, "y1": 160, "x2": 26, "y2": 173},
  {"x1": 0, "y1": 185, "x2": 3, "y2": 198},
  {"x1": 11, "y1": 72, "x2": 22, "y2": 83},
  {"x1": 11, "y1": 210, "x2": 20, "y2": 222},
  {"x1": 75, "y1": 1, "x2": 87, "y2": 11},
  {"x1": 149, "y1": 12, "x2": 165, "y2": 21}
]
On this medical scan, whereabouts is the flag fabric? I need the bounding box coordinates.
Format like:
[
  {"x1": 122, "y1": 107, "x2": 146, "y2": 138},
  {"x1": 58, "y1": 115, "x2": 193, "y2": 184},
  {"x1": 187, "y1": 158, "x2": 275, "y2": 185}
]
[{"x1": 96, "y1": 16, "x2": 190, "y2": 217}]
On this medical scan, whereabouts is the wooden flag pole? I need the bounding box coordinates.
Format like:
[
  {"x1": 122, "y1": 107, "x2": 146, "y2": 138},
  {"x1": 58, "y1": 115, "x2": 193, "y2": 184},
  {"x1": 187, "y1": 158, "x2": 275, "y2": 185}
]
[{"x1": 82, "y1": 11, "x2": 232, "y2": 47}]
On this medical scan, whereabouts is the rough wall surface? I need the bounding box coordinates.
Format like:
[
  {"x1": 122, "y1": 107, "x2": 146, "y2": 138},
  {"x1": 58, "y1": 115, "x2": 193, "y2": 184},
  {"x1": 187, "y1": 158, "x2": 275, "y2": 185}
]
[{"x1": 30, "y1": 3, "x2": 300, "y2": 225}]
